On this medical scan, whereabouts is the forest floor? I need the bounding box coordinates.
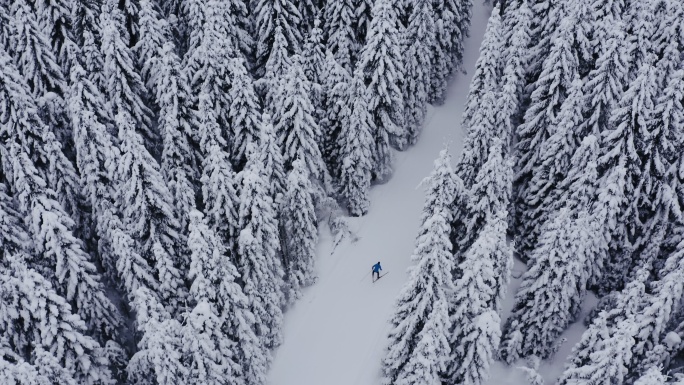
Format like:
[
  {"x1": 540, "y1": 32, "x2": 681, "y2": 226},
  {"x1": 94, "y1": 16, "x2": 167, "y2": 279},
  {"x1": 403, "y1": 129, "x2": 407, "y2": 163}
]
[{"x1": 267, "y1": 2, "x2": 596, "y2": 384}]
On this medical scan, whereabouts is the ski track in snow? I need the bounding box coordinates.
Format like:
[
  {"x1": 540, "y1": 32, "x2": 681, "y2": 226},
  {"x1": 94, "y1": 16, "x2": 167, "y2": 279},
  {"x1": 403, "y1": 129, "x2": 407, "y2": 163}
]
[{"x1": 268, "y1": 2, "x2": 596, "y2": 385}]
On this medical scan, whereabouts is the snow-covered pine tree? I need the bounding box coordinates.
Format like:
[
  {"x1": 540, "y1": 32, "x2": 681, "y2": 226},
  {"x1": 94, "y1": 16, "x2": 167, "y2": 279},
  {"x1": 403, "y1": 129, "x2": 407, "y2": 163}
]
[
  {"x1": 430, "y1": 0, "x2": 472, "y2": 104},
  {"x1": 71, "y1": 0, "x2": 106, "y2": 89},
  {"x1": 301, "y1": 18, "x2": 326, "y2": 121},
  {"x1": 382, "y1": 149, "x2": 457, "y2": 385},
  {"x1": 402, "y1": 0, "x2": 434, "y2": 147},
  {"x1": 68, "y1": 61, "x2": 160, "y2": 297},
  {"x1": 272, "y1": 55, "x2": 327, "y2": 184},
  {"x1": 34, "y1": 0, "x2": 76, "y2": 74},
  {"x1": 582, "y1": 19, "x2": 630, "y2": 139},
  {"x1": 513, "y1": 12, "x2": 580, "y2": 262},
  {"x1": 134, "y1": 0, "x2": 172, "y2": 88},
  {"x1": 324, "y1": 0, "x2": 356, "y2": 70},
  {"x1": 460, "y1": 139, "x2": 511, "y2": 253},
  {"x1": 597, "y1": 58, "x2": 659, "y2": 293},
  {"x1": 357, "y1": 0, "x2": 407, "y2": 158},
  {"x1": 254, "y1": 0, "x2": 302, "y2": 76},
  {"x1": 154, "y1": 42, "x2": 198, "y2": 231},
  {"x1": 115, "y1": 112, "x2": 187, "y2": 311},
  {"x1": 320, "y1": 52, "x2": 351, "y2": 181},
  {"x1": 516, "y1": 77, "x2": 586, "y2": 264},
  {"x1": 498, "y1": 0, "x2": 532, "y2": 147},
  {"x1": 499, "y1": 207, "x2": 590, "y2": 362},
  {"x1": 282, "y1": 159, "x2": 318, "y2": 300},
  {"x1": 258, "y1": 23, "x2": 293, "y2": 107},
  {"x1": 100, "y1": 8, "x2": 157, "y2": 146},
  {"x1": 0, "y1": 254, "x2": 114, "y2": 385},
  {"x1": 127, "y1": 287, "x2": 187, "y2": 385},
  {"x1": 237, "y1": 146, "x2": 286, "y2": 349},
  {"x1": 448, "y1": 216, "x2": 502, "y2": 385},
  {"x1": 186, "y1": 210, "x2": 268, "y2": 385},
  {"x1": 257, "y1": 113, "x2": 287, "y2": 206},
  {"x1": 0, "y1": 342, "x2": 79, "y2": 385},
  {"x1": 456, "y1": 5, "x2": 503, "y2": 189},
  {"x1": 196, "y1": 86, "x2": 240, "y2": 261},
  {"x1": 297, "y1": 0, "x2": 317, "y2": 36},
  {"x1": 338, "y1": 73, "x2": 374, "y2": 217},
  {"x1": 227, "y1": 57, "x2": 262, "y2": 169},
  {"x1": 624, "y1": 0, "x2": 656, "y2": 81}
]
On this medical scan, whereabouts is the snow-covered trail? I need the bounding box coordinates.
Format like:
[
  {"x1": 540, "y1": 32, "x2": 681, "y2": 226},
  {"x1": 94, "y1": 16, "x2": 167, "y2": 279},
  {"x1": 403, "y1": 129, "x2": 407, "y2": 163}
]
[{"x1": 266, "y1": 3, "x2": 493, "y2": 385}]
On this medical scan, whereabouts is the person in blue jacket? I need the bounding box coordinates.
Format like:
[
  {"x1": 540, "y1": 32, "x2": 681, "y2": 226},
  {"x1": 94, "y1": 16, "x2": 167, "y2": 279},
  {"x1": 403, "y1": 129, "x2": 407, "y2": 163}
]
[{"x1": 372, "y1": 262, "x2": 382, "y2": 281}]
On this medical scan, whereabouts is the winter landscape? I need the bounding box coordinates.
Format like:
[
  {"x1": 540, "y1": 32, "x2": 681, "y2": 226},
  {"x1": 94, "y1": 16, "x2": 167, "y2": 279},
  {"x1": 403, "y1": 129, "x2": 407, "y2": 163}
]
[{"x1": 1, "y1": 0, "x2": 684, "y2": 384}]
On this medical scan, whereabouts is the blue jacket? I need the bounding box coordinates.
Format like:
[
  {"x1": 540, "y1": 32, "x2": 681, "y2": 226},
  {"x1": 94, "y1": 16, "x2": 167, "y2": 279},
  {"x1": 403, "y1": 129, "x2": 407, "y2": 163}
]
[{"x1": 372, "y1": 263, "x2": 382, "y2": 273}]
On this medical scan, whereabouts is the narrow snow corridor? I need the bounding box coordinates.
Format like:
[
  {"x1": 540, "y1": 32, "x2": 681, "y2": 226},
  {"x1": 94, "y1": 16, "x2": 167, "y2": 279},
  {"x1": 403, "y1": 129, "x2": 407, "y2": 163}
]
[{"x1": 266, "y1": 3, "x2": 493, "y2": 385}]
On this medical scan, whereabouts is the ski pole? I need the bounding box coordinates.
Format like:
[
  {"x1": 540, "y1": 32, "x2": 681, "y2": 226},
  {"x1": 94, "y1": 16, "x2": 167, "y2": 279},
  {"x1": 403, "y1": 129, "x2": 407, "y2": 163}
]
[{"x1": 359, "y1": 270, "x2": 371, "y2": 282}]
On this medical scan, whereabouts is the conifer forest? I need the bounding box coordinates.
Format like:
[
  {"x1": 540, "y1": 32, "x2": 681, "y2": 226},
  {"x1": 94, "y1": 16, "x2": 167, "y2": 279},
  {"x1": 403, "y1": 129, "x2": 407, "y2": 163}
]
[{"x1": 0, "y1": 0, "x2": 683, "y2": 384}]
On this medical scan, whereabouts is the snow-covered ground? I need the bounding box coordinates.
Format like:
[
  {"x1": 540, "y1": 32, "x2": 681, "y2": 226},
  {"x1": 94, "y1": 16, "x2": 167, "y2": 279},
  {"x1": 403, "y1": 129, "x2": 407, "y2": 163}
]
[{"x1": 267, "y1": 2, "x2": 596, "y2": 385}]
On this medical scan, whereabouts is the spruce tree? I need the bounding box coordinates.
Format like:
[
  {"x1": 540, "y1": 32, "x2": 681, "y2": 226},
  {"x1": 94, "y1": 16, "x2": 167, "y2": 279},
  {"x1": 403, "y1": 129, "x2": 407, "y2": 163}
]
[
  {"x1": 338, "y1": 74, "x2": 374, "y2": 217},
  {"x1": 324, "y1": 0, "x2": 356, "y2": 70},
  {"x1": 115, "y1": 112, "x2": 187, "y2": 311},
  {"x1": 186, "y1": 210, "x2": 268, "y2": 385},
  {"x1": 227, "y1": 57, "x2": 262, "y2": 169},
  {"x1": 456, "y1": 6, "x2": 503, "y2": 189},
  {"x1": 357, "y1": 0, "x2": 407, "y2": 159},
  {"x1": 448, "y1": 216, "x2": 502, "y2": 385},
  {"x1": 257, "y1": 113, "x2": 288, "y2": 205},
  {"x1": 382, "y1": 149, "x2": 457, "y2": 385},
  {"x1": 354, "y1": 0, "x2": 375, "y2": 45},
  {"x1": 100, "y1": 9, "x2": 156, "y2": 145},
  {"x1": 272, "y1": 56, "x2": 327, "y2": 183},
  {"x1": 402, "y1": 0, "x2": 435, "y2": 146},
  {"x1": 301, "y1": 18, "x2": 326, "y2": 121},
  {"x1": 282, "y1": 160, "x2": 318, "y2": 300},
  {"x1": 320, "y1": 52, "x2": 352, "y2": 181},
  {"x1": 237, "y1": 147, "x2": 286, "y2": 349},
  {"x1": 254, "y1": 0, "x2": 302, "y2": 75},
  {"x1": 259, "y1": 24, "x2": 293, "y2": 109}
]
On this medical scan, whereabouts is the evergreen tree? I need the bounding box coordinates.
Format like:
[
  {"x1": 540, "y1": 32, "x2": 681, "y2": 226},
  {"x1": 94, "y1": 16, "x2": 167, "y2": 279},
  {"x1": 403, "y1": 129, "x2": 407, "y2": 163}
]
[
  {"x1": 227, "y1": 57, "x2": 262, "y2": 169},
  {"x1": 254, "y1": 0, "x2": 302, "y2": 75},
  {"x1": 448, "y1": 217, "x2": 502, "y2": 385},
  {"x1": 460, "y1": 140, "x2": 511, "y2": 253},
  {"x1": 68, "y1": 62, "x2": 159, "y2": 296},
  {"x1": 357, "y1": 0, "x2": 407, "y2": 159},
  {"x1": 257, "y1": 113, "x2": 287, "y2": 205},
  {"x1": 320, "y1": 52, "x2": 351, "y2": 180},
  {"x1": 354, "y1": 0, "x2": 374, "y2": 45},
  {"x1": 282, "y1": 160, "x2": 318, "y2": 300},
  {"x1": 324, "y1": 0, "x2": 356, "y2": 70},
  {"x1": 382, "y1": 149, "x2": 457, "y2": 385},
  {"x1": 0, "y1": 254, "x2": 113, "y2": 385},
  {"x1": 186, "y1": 210, "x2": 268, "y2": 385},
  {"x1": 115, "y1": 112, "x2": 187, "y2": 311},
  {"x1": 402, "y1": 0, "x2": 435, "y2": 146},
  {"x1": 456, "y1": 6, "x2": 503, "y2": 189},
  {"x1": 237, "y1": 147, "x2": 286, "y2": 349},
  {"x1": 100, "y1": 8, "x2": 156, "y2": 146},
  {"x1": 301, "y1": 18, "x2": 326, "y2": 121},
  {"x1": 598, "y1": 59, "x2": 659, "y2": 293},
  {"x1": 0, "y1": 183, "x2": 30, "y2": 258},
  {"x1": 430, "y1": 0, "x2": 471, "y2": 103},
  {"x1": 338, "y1": 74, "x2": 374, "y2": 217},
  {"x1": 134, "y1": 0, "x2": 172, "y2": 88},
  {"x1": 634, "y1": 367, "x2": 667, "y2": 385},
  {"x1": 272, "y1": 56, "x2": 327, "y2": 183},
  {"x1": 155, "y1": 42, "x2": 199, "y2": 231},
  {"x1": 259, "y1": 24, "x2": 292, "y2": 110},
  {"x1": 127, "y1": 287, "x2": 187, "y2": 385},
  {"x1": 196, "y1": 86, "x2": 240, "y2": 260}
]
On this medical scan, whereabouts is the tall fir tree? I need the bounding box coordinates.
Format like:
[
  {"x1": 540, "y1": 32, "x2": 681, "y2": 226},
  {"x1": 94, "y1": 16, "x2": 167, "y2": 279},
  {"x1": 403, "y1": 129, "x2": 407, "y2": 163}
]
[
  {"x1": 456, "y1": 6, "x2": 503, "y2": 189},
  {"x1": 324, "y1": 0, "x2": 356, "y2": 70},
  {"x1": 227, "y1": 57, "x2": 262, "y2": 169},
  {"x1": 338, "y1": 73, "x2": 374, "y2": 217},
  {"x1": 320, "y1": 52, "x2": 352, "y2": 181},
  {"x1": 272, "y1": 56, "x2": 327, "y2": 184},
  {"x1": 357, "y1": 0, "x2": 407, "y2": 161},
  {"x1": 237, "y1": 147, "x2": 286, "y2": 350},
  {"x1": 254, "y1": 0, "x2": 302, "y2": 75},
  {"x1": 402, "y1": 0, "x2": 435, "y2": 147},
  {"x1": 257, "y1": 113, "x2": 288, "y2": 205},
  {"x1": 282, "y1": 160, "x2": 318, "y2": 300},
  {"x1": 382, "y1": 149, "x2": 457, "y2": 385}
]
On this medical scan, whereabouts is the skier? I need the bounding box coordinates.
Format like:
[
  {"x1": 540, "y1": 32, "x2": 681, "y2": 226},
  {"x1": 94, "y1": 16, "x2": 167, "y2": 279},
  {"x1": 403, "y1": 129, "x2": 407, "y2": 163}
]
[{"x1": 372, "y1": 262, "x2": 382, "y2": 281}]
